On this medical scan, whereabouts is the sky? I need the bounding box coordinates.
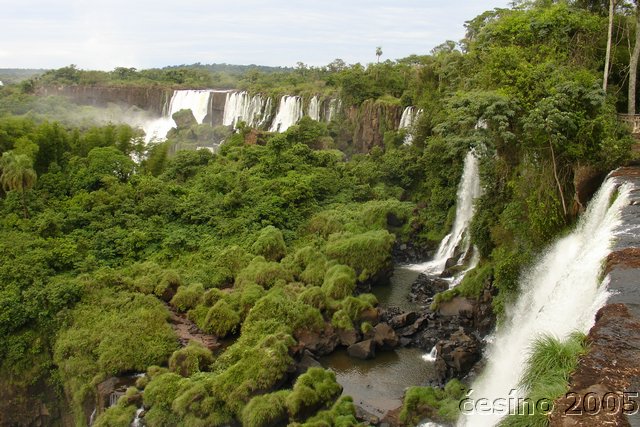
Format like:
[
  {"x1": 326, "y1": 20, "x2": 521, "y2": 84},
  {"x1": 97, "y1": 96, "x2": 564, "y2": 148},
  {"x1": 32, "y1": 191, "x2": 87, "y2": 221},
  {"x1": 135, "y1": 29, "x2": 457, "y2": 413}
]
[{"x1": 0, "y1": 0, "x2": 511, "y2": 70}]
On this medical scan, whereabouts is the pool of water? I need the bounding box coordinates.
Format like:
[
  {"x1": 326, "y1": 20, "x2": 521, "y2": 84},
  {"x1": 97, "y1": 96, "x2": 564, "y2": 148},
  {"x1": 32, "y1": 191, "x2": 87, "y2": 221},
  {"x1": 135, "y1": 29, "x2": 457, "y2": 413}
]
[{"x1": 322, "y1": 265, "x2": 436, "y2": 418}]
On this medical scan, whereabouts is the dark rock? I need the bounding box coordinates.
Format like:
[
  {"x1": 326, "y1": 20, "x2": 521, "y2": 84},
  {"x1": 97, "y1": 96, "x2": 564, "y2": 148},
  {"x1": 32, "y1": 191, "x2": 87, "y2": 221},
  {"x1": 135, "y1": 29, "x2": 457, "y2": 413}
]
[
  {"x1": 355, "y1": 404, "x2": 381, "y2": 425},
  {"x1": 347, "y1": 339, "x2": 376, "y2": 360},
  {"x1": 389, "y1": 311, "x2": 418, "y2": 329},
  {"x1": 409, "y1": 274, "x2": 449, "y2": 304},
  {"x1": 296, "y1": 350, "x2": 322, "y2": 376},
  {"x1": 373, "y1": 323, "x2": 399, "y2": 349},
  {"x1": 434, "y1": 328, "x2": 481, "y2": 381},
  {"x1": 295, "y1": 325, "x2": 339, "y2": 356}
]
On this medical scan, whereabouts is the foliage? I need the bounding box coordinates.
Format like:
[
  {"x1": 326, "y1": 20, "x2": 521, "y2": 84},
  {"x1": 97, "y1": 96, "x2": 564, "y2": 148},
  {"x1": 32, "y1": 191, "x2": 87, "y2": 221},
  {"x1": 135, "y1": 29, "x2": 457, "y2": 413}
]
[{"x1": 400, "y1": 379, "x2": 467, "y2": 425}]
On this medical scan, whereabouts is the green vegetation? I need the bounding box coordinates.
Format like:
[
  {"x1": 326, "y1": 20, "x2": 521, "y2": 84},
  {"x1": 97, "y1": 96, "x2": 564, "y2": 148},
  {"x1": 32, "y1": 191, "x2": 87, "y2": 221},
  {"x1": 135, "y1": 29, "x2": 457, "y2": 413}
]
[
  {"x1": 400, "y1": 379, "x2": 468, "y2": 425},
  {"x1": 0, "y1": 0, "x2": 637, "y2": 425},
  {"x1": 499, "y1": 333, "x2": 588, "y2": 427}
]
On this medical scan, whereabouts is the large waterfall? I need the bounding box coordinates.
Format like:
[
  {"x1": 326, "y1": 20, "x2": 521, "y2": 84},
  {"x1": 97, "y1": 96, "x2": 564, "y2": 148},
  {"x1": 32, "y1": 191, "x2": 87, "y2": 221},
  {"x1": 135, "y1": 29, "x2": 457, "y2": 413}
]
[
  {"x1": 458, "y1": 177, "x2": 630, "y2": 427},
  {"x1": 269, "y1": 95, "x2": 303, "y2": 132},
  {"x1": 222, "y1": 91, "x2": 272, "y2": 128},
  {"x1": 410, "y1": 151, "x2": 482, "y2": 275},
  {"x1": 142, "y1": 89, "x2": 217, "y2": 142}
]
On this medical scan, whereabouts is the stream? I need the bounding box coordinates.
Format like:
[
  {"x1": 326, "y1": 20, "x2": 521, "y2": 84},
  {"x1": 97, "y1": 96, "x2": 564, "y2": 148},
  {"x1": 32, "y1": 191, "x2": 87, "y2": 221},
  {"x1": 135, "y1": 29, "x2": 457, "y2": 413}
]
[{"x1": 321, "y1": 265, "x2": 438, "y2": 419}]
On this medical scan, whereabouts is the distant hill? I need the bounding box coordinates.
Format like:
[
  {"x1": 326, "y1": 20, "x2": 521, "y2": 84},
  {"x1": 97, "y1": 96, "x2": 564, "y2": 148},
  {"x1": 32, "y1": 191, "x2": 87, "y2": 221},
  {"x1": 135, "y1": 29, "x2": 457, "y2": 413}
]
[
  {"x1": 162, "y1": 63, "x2": 295, "y2": 75},
  {"x1": 0, "y1": 69, "x2": 47, "y2": 84}
]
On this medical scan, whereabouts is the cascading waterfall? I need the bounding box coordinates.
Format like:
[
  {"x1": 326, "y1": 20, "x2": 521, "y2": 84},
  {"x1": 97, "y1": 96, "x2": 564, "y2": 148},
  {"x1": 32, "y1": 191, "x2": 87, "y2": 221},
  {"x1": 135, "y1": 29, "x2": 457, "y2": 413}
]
[
  {"x1": 410, "y1": 151, "x2": 482, "y2": 275},
  {"x1": 142, "y1": 89, "x2": 217, "y2": 142},
  {"x1": 222, "y1": 91, "x2": 271, "y2": 128},
  {"x1": 269, "y1": 95, "x2": 303, "y2": 132},
  {"x1": 308, "y1": 96, "x2": 320, "y2": 121},
  {"x1": 399, "y1": 106, "x2": 423, "y2": 144},
  {"x1": 326, "y1": 98, "x2": 341, "y2": 122},
  {"x1": 458, "y1": 178, "x2": 630, "y2": 427}
]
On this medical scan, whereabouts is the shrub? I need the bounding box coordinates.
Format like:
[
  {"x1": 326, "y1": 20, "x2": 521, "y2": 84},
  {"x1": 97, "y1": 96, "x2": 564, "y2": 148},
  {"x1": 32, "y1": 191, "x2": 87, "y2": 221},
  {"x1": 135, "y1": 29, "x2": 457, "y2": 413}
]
[
  {"x1": 286, "y1": 368, "x2": 343, "y2": 420},
  {"x1": 235, "y1": 256, "x2": 294, "y2": 289},
  {"x1": 324, "y1": 230, "x2": 395, "y2": 282},
  {"x1": 321, "y1": 264, "x2": 356, "y2": 300},
  {"x1": 400, "y1": 379, "x2": 467, "y2": 424},
  {"x1": 168, "y1": 342, "x2": 214, "y2": 377},
  {"x1": 201, "y1": 299, "x2": 241, "y2": 337},
  {"x1": 241, "y1": 390, "x2": 291, "y2": 427},
  {"x1": 170, "y1": 283, "x2": 205, "y2": 312},
  {"x1": 298, "y1": 286, "x2": 327, "y2": 311},
  {"x1": 251, "y1": 226, "x2": 287, "y2": 261}
]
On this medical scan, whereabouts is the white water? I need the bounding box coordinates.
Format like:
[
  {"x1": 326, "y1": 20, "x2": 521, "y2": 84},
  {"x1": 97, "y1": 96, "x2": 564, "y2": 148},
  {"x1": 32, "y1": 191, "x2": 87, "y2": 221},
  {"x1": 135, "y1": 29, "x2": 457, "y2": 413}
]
[
  {"x1": 142, "y1": 89, "x2": 217, "y2": 142},
  {"x1": 222, "y1": 91, "x2": 271, "y2": 128},
  {"x1": 308, "y1": 96, "x2": 320, "y2": 121},
  {"x1": 399, "y1": 106, "x2": 423, "y2": 144},
  {"x1": 459, "y1": 179, "x2": 630, "y2": 427},
  {"x1": 410, "y1": 151, "x2": 482, "y2": 275},
  {"x1": 421, "y1": 346, "x2": 438, "y2": 362},
  {"x1": 131, "y1": 407, "x2": 144, "y2": 427},
  {"x1": 269, "y1": 95, "x2": 303, "y2": 132},
  {"x1": 326, "y1": 98, "x2": 341, "y2": 122}
]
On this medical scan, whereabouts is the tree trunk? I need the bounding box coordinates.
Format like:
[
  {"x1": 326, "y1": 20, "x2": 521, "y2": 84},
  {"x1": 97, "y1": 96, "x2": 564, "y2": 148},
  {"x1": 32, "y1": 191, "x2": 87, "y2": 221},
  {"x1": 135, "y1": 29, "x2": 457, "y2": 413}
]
[
  {"x1": 21, "y1": 189, "x2": 29, "y2": 219},
  {"x1": 604, "y1": 0, "x2": 616, "y2": 92},
  {"x1": 550, "y1": 141, "x2": 568, "y2": 218},
  {"x1": 629, "y1": 3, "x2": 640, "y2": 114}
]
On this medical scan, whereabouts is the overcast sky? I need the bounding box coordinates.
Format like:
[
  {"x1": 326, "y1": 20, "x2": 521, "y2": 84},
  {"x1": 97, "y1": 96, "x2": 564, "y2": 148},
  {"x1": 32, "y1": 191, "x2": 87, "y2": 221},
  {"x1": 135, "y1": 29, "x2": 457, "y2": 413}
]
[{"x1": 1, "y1": 0, "x2": 511, "y2": 70}]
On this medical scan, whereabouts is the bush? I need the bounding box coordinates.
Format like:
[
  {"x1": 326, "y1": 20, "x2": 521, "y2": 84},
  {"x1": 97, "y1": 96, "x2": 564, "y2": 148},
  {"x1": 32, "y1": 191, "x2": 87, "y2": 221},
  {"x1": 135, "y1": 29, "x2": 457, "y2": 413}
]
[
  {"x1": 321, "y1": 264, "x2": 356, "y2": 300},
  {"x1": 400, "y1": 379, "x2": 467, "y2": 424},
  {"x1": 251, "y1": 226, "x2": 287, "y2": 261},
  {"x1": 201, "y1": 299, "x2": 241, "y2": 337},
  {"x1": 235, "y1": 256, "x2": 294, "y2": 289},
  {"x1": 168, "y1": 342, "x2": 214, "y2": 377},
  {"x1": 170, "y1": 283, "x2": 205, "y2": 312},
  {"x1": 286, "y1": 368, "x2": 343, "y2": 420},
  {"x1": 298, "y1": 286, "x2": 327, "y2": 311},
  {"x1": 241, "y1": 390, "x2": 291, "y2": 427},
  {"x1": 324, "y1": 230, "x2": 395, "y2": 282}
]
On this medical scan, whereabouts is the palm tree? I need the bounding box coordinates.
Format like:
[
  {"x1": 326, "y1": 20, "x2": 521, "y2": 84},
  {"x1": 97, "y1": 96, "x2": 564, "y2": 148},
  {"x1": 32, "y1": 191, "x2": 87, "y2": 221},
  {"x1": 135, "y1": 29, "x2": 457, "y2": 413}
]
[
  {"x1": 376, "y1": 46, "x2": 383, "y2": 63},
  {"x1": 0, "y1": 151, "x2": 37, "y2": 218}
]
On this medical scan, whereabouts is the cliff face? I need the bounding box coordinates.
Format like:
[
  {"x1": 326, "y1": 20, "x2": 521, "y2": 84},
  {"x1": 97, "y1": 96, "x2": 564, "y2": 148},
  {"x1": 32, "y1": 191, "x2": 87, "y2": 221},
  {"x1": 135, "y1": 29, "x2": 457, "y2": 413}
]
[
  {"x1": 348, "y1": 100, "x2": 403, "y2": 152},
  {"x1": 550, "y1": 167, "x2": 640, "y2": 427},
  {"x1": 36, "y1": 85, "x2": 173, "y2": 115}
]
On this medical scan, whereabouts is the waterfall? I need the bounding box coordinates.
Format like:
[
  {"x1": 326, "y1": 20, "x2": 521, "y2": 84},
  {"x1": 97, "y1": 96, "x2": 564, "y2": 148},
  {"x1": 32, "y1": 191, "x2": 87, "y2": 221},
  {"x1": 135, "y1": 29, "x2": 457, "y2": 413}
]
[
  {"x1": 399, "y1": 106, "x2": 423, "y2": 144},
  {"x1": 130, "y1": 407, "x2": 144, "y2": 427},
  {"x1": 421, "y1": 346, "x2": 438, "y2": 362},
  {"x1": 410, "y1": 151, "x2": 482, "y2": 275},
  {"x1": 222, "y1": 91, "x2": 271, "y2": 128},
  {"x1": 142, "y1": 89, "x2": 218, "y2": 142},
  {"x1": 458, "y1": 178, "x2": 630, "y2": 427},
  {"x1": 326, "y1": 99, "x2": 341, "y2": 122},
  {"x1": 269, "y1": 96, "x2": 303, "y2": 132},
  {"x1": 308, "y1": 96, "x2": 320, "y2": 121}
]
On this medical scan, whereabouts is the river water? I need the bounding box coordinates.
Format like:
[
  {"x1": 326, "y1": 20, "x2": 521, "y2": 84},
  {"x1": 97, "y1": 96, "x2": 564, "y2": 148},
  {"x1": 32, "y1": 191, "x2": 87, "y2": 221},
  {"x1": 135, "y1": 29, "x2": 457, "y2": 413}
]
[{"x1": 321, "y1": 265, "x2": 437, "y2": 418}]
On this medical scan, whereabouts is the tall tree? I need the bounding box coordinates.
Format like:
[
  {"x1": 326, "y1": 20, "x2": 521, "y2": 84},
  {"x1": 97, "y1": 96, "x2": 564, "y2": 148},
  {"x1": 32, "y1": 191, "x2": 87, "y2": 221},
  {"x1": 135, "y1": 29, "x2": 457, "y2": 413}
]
[
  {"x1": 629, "y1": 1, "x2": 640, "y2": 114},
  {"x1": 376, "y1": 46, "x2": 383, "y2": 63},
  {"x1": 0, "y1": 151, "x2": 37, "y2": 218},
  {"x1": 603, "y1": 0, "x2": 616, "y2": 91}
]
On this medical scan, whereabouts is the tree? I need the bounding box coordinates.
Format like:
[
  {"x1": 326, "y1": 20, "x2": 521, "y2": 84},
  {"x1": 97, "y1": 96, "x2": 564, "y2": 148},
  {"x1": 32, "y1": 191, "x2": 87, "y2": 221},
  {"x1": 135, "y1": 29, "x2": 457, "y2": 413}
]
[
  {"x1": 376, "y1": 46, "x2": 383, "y2": 63},
  {"x1": 629, "y1": 1, "x2": 640, "y2": 114},
  {"x1": 603, "y1": 0, "x2": 615, "y2": 91},
  {"x1": 0, "y1": 151, "x2": 37, "y2": 218}
]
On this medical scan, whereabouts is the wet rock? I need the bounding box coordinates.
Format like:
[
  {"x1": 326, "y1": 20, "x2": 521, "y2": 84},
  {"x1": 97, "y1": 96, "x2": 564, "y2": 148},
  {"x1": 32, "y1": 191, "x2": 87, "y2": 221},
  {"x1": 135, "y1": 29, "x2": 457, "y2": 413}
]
[
  {"x1": 435, "y1": 328, "x2": 481, "y2": 381},
  {"x1": 296, "y1": 350, "x2": 322, "y2": 376},
  {"x1": 389, "y1": 311, "x2": 418, "y2": 329},
  {"x1": 409, "y1": 274, "x2": 449, "y2": 304},
  {"x1": 355, "y1": 404, "x2": 381, "y2": 425},
  {"x1": 348, "y1": 339, "x2": 376, "y2": 360},
  {"x1": 549, "y1": 304, "x2": 640, "y2": 426},
  {"x1": 295, "y1": 325, "x2": 339, "y2": 356},
  {"x1": 396, "y1": 314, "x2": 430, "y2": 338},
  {"x1": 437, "y1": 297, "x2": 474, "y2": 317},
  {"x1": 167, "y1": 306, "x2": 219, "y2": 351},
  {"x1": 373, "y1": 323, "x2": 399, "y2": 349},
  {"x1": 337, "y1": 328, "x2": 359, "y2": 347}
]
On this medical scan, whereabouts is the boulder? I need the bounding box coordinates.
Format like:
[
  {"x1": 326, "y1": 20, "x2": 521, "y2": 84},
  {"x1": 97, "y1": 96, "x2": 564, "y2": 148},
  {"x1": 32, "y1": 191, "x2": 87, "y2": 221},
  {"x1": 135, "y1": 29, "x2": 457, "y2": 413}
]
[
  {"x1": 347, "y1": 339, "x2": 376, "y2": 360},
  {"x1": 358, "y1": 307, "x2": 380, "y2": 325},
  {"x1": 295, "y1": 325, "x2": 339, "y2": 356},
  {"x1": 389, "y1": 311, "x2": 418, "y2": 329},
  {"x1": 373, "y1": 323, "x2": 399, "y2": 349},
  {"x1": 337, "y1": 328, "x2": 359, "y2": 347},
  {"x1": 436, "y1": 328, "x2": 481, "y2": 380}
]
